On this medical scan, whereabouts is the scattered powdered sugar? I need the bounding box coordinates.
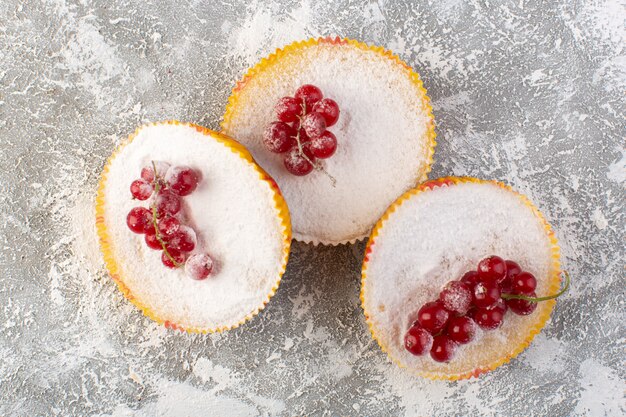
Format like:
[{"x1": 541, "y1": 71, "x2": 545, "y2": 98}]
[
  {"x1": 574, "y1": 359, "x2": 626, "y2": 416},
  {"x1": 520, "y1": 333, "x2": 566, "y2": 374},
  {"x1": 101, "y1": 378, "x2": 260, "y2": 417},
  {"x1": 102, "y1": 123, "x2": 287, "y2": 330},
  {"x1": 591, "y1": 207, "x2": 609, "y2": 230},
  {"x1": 223, "y1": 41, "x2": 433, "y2": 244},
  {"x1": 363, "y1": 181, "x2": 556, "y2": 375},
  {"x1": 607, "y1": 146, "x2": 626, "y2": 184},
  {"x1": 226, "y1": 0, "x2": 319, "y2": 69},
  {"x1": 1, "y1": 0, "x2": 624, "y2": 415}
]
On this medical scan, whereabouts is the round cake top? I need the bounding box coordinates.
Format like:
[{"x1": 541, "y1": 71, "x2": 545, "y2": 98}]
[
  {"x1": 222, "y1": 37, "x2": 436, "y2": 245},
  {"x1": 361, "y1": 178, "x2": 561, "y2": 380},
  {"x1": 96, "y1": 121, "x2": 291, "y2": 332}
]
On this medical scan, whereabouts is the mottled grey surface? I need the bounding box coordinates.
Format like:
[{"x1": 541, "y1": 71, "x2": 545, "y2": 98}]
[{"x1": 0, "y1": 0, "x2": 624, "y2": 416}]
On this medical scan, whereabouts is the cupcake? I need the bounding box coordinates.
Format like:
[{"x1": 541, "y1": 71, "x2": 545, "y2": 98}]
[
  {"x1": 361, "y1": 177, "x2": 564, "y2": 380},
  {"x1": 222, "y1": 37, "x2": 436, "y2": 245},
  {"x1": 96, "y1": 121, "x2": 291, "y2": 333}
]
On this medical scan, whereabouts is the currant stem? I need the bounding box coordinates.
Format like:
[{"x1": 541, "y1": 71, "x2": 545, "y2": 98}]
[
  {"x1": 150, "y1": 161, "x2": 182, "y2": 268},
  {"x1": 501, "y1": 271, "x2": 570, "y2": 302},
  {"x1": 295, "y1": 101, "x2": 337, "y2": 187}
]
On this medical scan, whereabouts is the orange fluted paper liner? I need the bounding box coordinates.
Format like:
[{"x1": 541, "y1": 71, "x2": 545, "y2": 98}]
[
  {"x1": 95, "y1": 121, "x2": 292, "y2": 333},
  {"x1": 361, "y1": 177, "x2": 562, "y2": 380},
  {"x1": 221, "y1": 37, "x2": 437, "y2": 245}
]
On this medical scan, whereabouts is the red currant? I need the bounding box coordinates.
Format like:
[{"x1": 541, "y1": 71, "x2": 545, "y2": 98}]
[
  {"x1": 417, "y1": 301, "x2": 450, "y2": 334},
  {"x1": 275, "y1": 96, "x2": 303, "y2": 123},
  {"x1": 505, "y1": 260, "x2": 522, "y2": 279},
  {"x1": 473, "y1": 301, "x2": 507, "y2": 330},
  {"x1": 295, "y1": 84, "x2": 323, "y2": 110},
  {"x1": 507, "y1": 291, "x2": 538, "y2": 315},
  {"x1": 130, "y1": 179, "x2": 153, "y2": 200},
  {"x1": 145, "y1": 228, "x2": 162, "y2": 250},
  {"x1": 512, "y1": 272, "x2": 537, "y2": 294},
  {"x1": 307, "y1": 131, "x2": 337, "y2": 159},
  {"x1": 141, "y1": 161, "x2": 170, "y2": 183},
  {"x1": 439, "y1": 281, "x2": 472, "y2": 315},
  {"x1": 499, "y1": 277, "x2": 512, "y2": 294},
  {"x1": 446, "y1": 316, "x2": 476, "y2": 344},
  {"x1": 404, "y1": 324, "x2": 433, "y2": 356},
  {"x1": 477, "y1": 255, "x2": 507, "y2": 283},
  {"x1": 284, "y1": 148, "x2": 315, "y2": 176},
  {"x1": 185, "y1": 253, "x2": 214, "y2": 280},
  {"x1": 430, "y1": 335, "x2": 457, "y2": 362},
  {"x1": 473, "y1": 281, "x2": 502, "y2": 308},
  {"x1": 460, "y1": 270, "x2": 480, "y2": 288},
  {"x1": 158, "y1": 216, "x2": 180, "y2": 237},
  {"x1": 501, "y1": 260, "x2": 522, "y2": 293},
  {"x1": 263, "y1": 122, "x2": 296, "y2": 153},
  {"x1": 298, "y1": 127, "x2": 311, "y2": 143},
  {"x1": 155, "y1": 190, "x2": 181, "y2": 217},
  {"x1": 161, "y1": 248, "x2": 186, "y2": 269},
  {"x1": 312, "y1": 98, "x2": 340, "y2": 126},
  {"x1": 301, "y1": 112, "x2": 327, "y2": 138},
  {"x1": 126, "y1": 207, "x2": 153, "y2": 234},
  {"x1": 166, "y1": 226, "x2": 196, "y2": 253},
  {"x1": 165, "y1": 166, "x2": 199, "y2": 196}
]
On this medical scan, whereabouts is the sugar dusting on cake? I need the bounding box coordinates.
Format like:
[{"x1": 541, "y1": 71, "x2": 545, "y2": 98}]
[
  {"x1": 223, "y1": 40, "x2": 434, "y2": 244},
  {"x1": 363, "y1": 181, "x2": 559, "y2": 375},
  {"x1": 1, "y1": 0, "x2": 624, "y2": 415},
  {"x1": 100, "y1": 124, "x2": 287, "y2": 330}
]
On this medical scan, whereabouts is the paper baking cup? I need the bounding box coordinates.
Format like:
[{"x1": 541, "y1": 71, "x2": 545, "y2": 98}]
[
  {"x1": 361, "y1": 177, "x2": 562, "y2": 380},
  {"x1": 95, "y1": 121, "x2": 291, "y2": 333},
  {"x1": 221, "y1": 37, "x2": 437, "y2": 246}
]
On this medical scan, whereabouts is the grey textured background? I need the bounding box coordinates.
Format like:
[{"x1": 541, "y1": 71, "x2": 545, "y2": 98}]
[{"x1": 1, "y1": 0, "x2": 624, "y2": 416}]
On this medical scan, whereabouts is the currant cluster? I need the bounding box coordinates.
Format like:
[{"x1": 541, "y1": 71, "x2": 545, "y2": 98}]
[
  {"x1": 264, "y1": 84, "x2": 340, "y2": 176},
  {"x1": 404, "y1": 255, "x2": 541, "y2": 363},
  {"x1": 126, "y1": 161, "x2": 214, "y2": 280}
]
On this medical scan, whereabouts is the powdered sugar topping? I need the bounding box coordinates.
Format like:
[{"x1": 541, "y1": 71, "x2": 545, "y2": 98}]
[
  {"x1": 2, "y1": 0, "x2": 623, "y2": 414},
  {"x1": 101, "y1": 123, "x2": 288, "y2": 330},
  {"x1": 223, "y1": 41, "x2": 433, "y2": 244},
  {"x1": 363, "y1": 181, "x2": 557, "y2": 376}
]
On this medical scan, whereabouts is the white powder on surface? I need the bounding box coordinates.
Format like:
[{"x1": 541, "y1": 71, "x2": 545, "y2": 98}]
[
  {"x1": 102, "y1": 378, "x2": 259, "y2": 417},
  {"x1": 520, "y1": 333, "x2": 566, "y2": 374},
  {"x1": 101, "y1": 123, "x2": 287, "y2": 330},
  {"x1": 591, "y1": 207, "x2": 609, "y2": 230},
  {"x1": 574, "y1": 359, "x2": 626, "y2": 416},
  {"x1": 192, "y1": 357, "x2": 287, "y2": 414},
  {"x1": 374, "y1": 362, "x2": 498, "y2": 416},
  {"x1": 227, "y1": 0, "x2": 318, "y2": 69},
  {"x1": 223, "y1": 41, "x2": 433, "y2": 244},
  {"x1": 61, "y1": 19, "x2": 126, "y2": 109},
  {"x1": 607, "y1": 146, "x2": 626, "y2": 184},
  {"x1": 363, "y1": 181, "x2": 556, "y2": 375},
  {"x1": 2, "y1": 0, "x2": 624, "y2": 415},
  {"x1": 193, "y1": 357, "x2": 241, "y2": 394}
]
